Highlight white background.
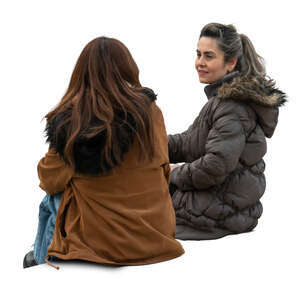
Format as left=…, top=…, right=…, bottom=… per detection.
left=1, top=0, right=299, bottom=299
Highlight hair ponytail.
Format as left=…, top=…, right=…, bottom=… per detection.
left=200, top=23, right=274, bottom=85
left=239, top=33, right=265, bottom=78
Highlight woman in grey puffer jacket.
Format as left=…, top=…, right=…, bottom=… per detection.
left=168, top=23, right=286, bottom=240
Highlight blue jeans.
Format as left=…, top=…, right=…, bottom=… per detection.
left=33, top=193, right=61, bottom=264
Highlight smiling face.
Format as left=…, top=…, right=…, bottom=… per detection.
left=195, top=37, right=237, bottom=84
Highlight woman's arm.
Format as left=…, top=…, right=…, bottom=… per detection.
left=170, top=101, right=247, bottom=190
left=37, top=148, right=74, bottom=195
left=168, top=128, right=191, bottom=164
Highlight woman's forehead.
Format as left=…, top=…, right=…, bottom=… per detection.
left=197, top=37, right=220, bottom=53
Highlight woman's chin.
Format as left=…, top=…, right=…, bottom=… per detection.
left=198, top=77, right=211, bottom=84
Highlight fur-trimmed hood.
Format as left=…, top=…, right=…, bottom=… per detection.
left=204, top=71, right=287, bottom=138
left=45, top=88, right=157, bottom=175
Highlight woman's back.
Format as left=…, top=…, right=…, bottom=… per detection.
left=38, top=97, right=184, bottom=265
left=27, top=36, right=184, bottom=267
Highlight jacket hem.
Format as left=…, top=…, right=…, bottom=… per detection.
left=175, top=224, right=235, bottom=241
left=46, top=248, right=185, bottom=266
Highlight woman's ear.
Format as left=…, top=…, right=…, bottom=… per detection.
left=227, top=57, right=238, bottom=72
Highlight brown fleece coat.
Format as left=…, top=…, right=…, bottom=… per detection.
left=38, top=101, right=184, bottom=265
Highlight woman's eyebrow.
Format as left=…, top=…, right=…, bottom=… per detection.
left=196, top=50, right=216, bottom=55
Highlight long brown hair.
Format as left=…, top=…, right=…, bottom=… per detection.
left=45, top=37, right=155, bottom=171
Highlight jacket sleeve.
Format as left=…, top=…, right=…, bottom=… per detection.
left=168, top=127, right=191, bottom=163
left=162, top=163, right=171, bottom=184
left=37, top=148, right=74, bottom=195
left=170, top=102, right=246, bottom=190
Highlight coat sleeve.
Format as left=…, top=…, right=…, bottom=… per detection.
left=170, top=101, right=247, bottom=190
left=162, top=162, right=171, bottom=184
left=149, top=103, right=172, bottom=185
left=37, top=148, right=74, bottom=195
left=168, top=127, right=191, bottom=163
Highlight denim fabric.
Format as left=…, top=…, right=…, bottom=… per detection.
left=33, top=193, right=61, bottom=264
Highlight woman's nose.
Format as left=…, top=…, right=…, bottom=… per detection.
left=196, top=56, right=206, bottom=67
left=198, top=56, right=205, bottom=66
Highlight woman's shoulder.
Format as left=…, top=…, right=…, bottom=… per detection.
left=141, top=87, right=164, bottom=117
left=212, top=75, right=286, bottom=137
left=141, top=87, right=157, bottom=102
left=217, top=75, right=286, bottom=108
left=211, top=75, right=285, bottom=120
left=44, top=107, right=72, bottom=154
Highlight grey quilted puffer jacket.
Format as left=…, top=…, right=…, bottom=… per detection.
left=168, top=71, right=286, bottom=240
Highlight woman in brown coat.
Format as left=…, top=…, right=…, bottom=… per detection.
left=169, top=23, right=286, bottom=240
left=24, top=37, right=184, bottom=268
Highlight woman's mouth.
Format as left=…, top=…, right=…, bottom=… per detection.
left=198, top=70, right=208, bottom=76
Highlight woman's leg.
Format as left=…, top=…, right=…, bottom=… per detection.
left=33, top=193, right=61, bottom=264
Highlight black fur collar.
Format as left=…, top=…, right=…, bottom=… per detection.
left=45, top=88, right=157, bottom=175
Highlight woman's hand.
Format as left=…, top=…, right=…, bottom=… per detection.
left=170, top=164, right=180, bottom=171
